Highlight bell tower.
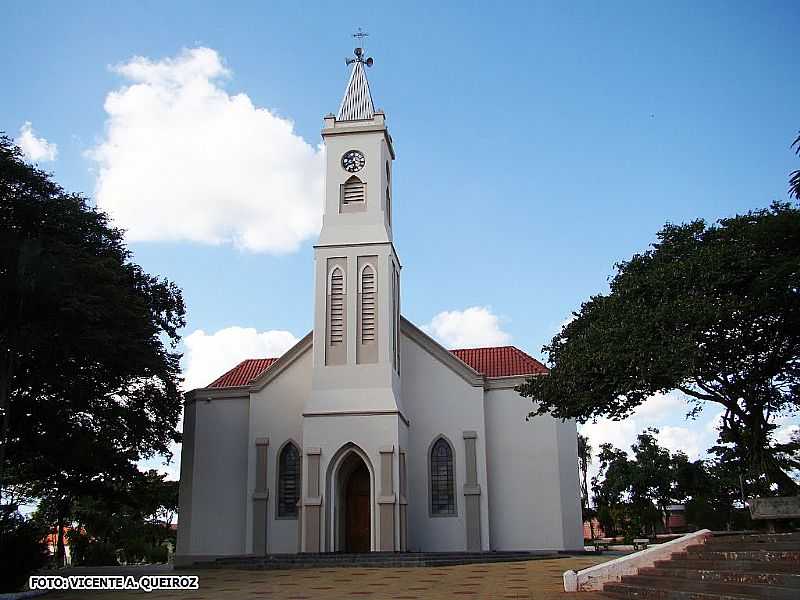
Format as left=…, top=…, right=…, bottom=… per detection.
left=300, top=40, right=407, bottom=554
left=309, top=44, right=400, bottom=398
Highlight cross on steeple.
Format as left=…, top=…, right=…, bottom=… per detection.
left=346, top=28, right=374, bottom=67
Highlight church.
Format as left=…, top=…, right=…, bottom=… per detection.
left=176, top=48, right=582, bottom=565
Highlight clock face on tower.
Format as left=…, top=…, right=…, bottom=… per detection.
left=341, top=150, right=366, bottom=173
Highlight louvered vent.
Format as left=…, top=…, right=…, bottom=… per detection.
left=329, top=268, right=345, bottom=345
left=361, top=266, right=376, bottom=343
left=343, top=176, right=365, bottom=204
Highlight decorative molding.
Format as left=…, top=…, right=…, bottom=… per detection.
left=377, top=494, right=396, bottom=504
left=462, top=431, right=477, bottom=440
left=484, top=375, right=534, bottom=390
left=400, top=317, right=485, bottom=387
left=303, top=496, right=323, bottom=506
left=303, top=410, right=410, bottom=427
left=255, top=437, right=270, bottom=447
left=184, top=387, right=249, bottom=404
left=305, top=447, right=322, bottom=456
left=379, top=445, right=395, bottom=454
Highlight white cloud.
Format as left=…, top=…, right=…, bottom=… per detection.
left=775, top=424, right=799, bottom=445
left=657, top=426, right=703, bottom=459
left=579, top=392, right=714, bottom=481
left=421, top=306, right=511, bottom=348
left=88, top=47, right=324, bottom=253
left=16, top=121, right=58, bottom=161
left=182, top=326, right=299, bottom=391
left=633, top=390, right=690, bottom=422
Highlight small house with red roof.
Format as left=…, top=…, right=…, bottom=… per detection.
left=176, top=50, right=582, bottom=565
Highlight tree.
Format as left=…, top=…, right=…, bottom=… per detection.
left=0, top=134, right=186, bottom=512
left=592, top=429, right=677, bottom=539
left=790, top=131, right=800, bottom=200
left=519, top=203, right=800, bottom=493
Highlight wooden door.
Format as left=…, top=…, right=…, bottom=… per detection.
left=345, top=463, right=370, bottom=552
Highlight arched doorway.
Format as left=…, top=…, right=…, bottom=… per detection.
left=344, top=461, right=370, bottom=552
left=330, top=448, right=373, bottom=553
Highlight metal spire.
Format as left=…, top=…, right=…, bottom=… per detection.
left=337, top=29, right=375, bottom=121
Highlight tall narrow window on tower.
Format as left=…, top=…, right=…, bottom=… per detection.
left=386, top=186, right=391, bottom=226
left=340, top=175, right=366, bottom=213
left=391, top=263, right=399, bottom=372
left=385, top=161, right=392, bottom=226
left=326, top=260, right=347, bottom=365
left=357, top=258, right=378, bottom=364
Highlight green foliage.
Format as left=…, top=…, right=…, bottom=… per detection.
left=0, top=510, right=49, bottom=592
left=590, top=428, right=754, bottom=536
left=0, top=133, right=185, bottom=510
left=520, top=203, right=800, bottom=493
left=56, top=469, right=177, bottom=566
left=790, top=132, right=800, bottom=200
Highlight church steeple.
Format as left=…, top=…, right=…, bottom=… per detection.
left=337, top=59, right=375, bottom=121
left=337, top=32, right=376, bottom=121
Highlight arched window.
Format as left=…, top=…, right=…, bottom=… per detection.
left=360, top=265, right=376, bottom=344
left=277, top=442, right=301, bottom=518
left=328, top=266, right=345, bottom=346
left=342, top=175, right=365, bottom=205
left=386, top=186, right=391, bottom=226
left=430, top=437, right=456, bottom=516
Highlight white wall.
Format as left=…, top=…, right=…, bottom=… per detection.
left=183, top=395, right=250, bottom=557
left=556, top=417, right=584, bottom=550
left=484, top=389, right=581, bottom=551
left=247, top=347, right=312, bottom=553
left=302, top=412, right=402, bottom=552
left=401, top=333, right=490, bottom=551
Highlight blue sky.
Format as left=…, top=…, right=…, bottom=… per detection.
left=3, top=1, right=798, bottom=477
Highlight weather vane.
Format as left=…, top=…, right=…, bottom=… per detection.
left=346, top=28, right=374, bottom=67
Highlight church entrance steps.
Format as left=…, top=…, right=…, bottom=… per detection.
left=703, top=532, right=800, bottom=546
left=656, top=557, right=800, bottom=574
left=640, top=566, right=800, bottom=589
left=199, top=550, right=562, bottom=570
left=592, top=532, right=800, bottom=600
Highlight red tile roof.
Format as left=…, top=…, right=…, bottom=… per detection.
left=206, top=346, right=545, bottom=389
left=450, top=346, right=548, bottom=378
left=207, top=358, right=279, bottom=388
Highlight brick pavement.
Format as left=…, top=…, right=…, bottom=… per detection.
left=45, top=556, right=611, bottom=600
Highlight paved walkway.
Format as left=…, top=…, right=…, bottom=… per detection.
left=45, top=556, right=611, bottom=600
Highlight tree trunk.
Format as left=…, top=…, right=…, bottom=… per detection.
left=56, top=516, right=66, bottom=568
left=0, top=349, right=12, bottom=507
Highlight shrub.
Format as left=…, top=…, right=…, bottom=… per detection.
left=68, top=531, right=118, bottom=566
left=0, top=510, right=49, bottom=592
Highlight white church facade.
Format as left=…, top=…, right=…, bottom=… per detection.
left=176, top=51, right=582, bottom=564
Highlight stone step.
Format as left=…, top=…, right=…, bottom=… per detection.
left=603, top=582, right=755, bottom=600
left=686, top=548, right=800, bottom=562
left=639, top=567, right=800, bottom=589
left=710, top=532, right=800, bottom=544
left=706, top=541, right=800, bottom=551
left=206, top=551, right=557, bottom=570
left=622, top=574, right=798, bottom=600
left=658, top=557, right=800, bottom=574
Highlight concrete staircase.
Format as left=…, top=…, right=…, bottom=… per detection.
left=602, top=532, right=800, bottom=600
left=201, top=550, right=559, bottom=570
